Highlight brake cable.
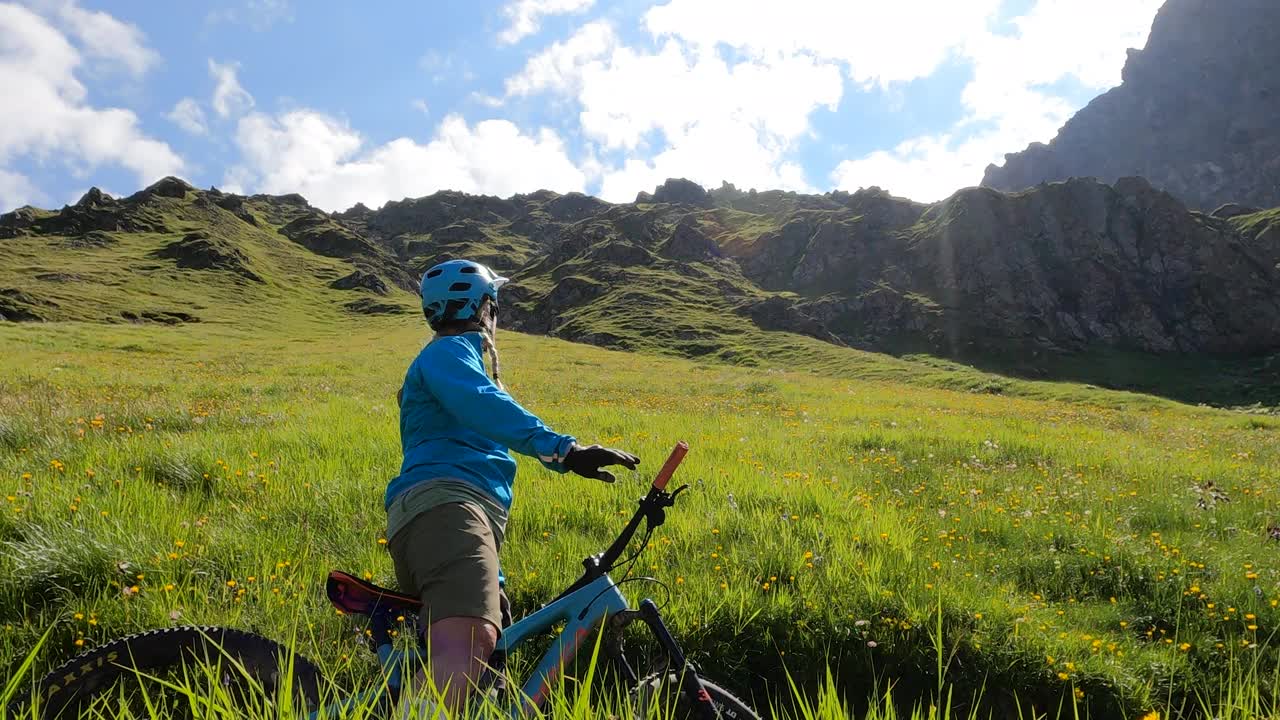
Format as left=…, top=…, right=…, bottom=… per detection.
left=614, top=526, right=653, bottom=581
left=578, top=483, right=691, bottom=619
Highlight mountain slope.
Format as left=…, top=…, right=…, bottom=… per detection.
left=982, top=0, right=1280, bottom=210
left=490, top=177, right=1280, bottom=359
left=0, top=178, right=416, bottom=328
left=3, top=175, right=1278, bottom=407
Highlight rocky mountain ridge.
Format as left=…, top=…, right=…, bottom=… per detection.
left=983, top=0, right=1280, bottom=210
left=3, top=176, right=1279, bottom=365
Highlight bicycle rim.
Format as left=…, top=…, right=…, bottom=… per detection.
left=634, top=672, right=763, bottom=720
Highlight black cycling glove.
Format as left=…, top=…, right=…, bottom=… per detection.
left=563, top=444, right=640, bottom=483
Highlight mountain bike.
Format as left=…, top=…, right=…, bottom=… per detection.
left=11, top=442, right=763, bottom=719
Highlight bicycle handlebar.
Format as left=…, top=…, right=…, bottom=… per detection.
left=551, top=442, right=692, bottom=604
left=652, top=441, right=688, bottom=490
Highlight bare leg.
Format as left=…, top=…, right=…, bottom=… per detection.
left=409, top=616, right=498, bottom=714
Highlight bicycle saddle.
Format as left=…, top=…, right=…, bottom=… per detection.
left=326, top=570, right=421, bottom=616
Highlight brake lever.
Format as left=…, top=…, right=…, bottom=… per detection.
left=652, top=484, right=690, bottom=509
left=644, top=484, right=692, bottom=531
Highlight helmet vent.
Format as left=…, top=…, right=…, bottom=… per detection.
left=448, top=282, right=472, bottom=292
left=460, top=266, right=479, bottom=274
left=425, top=268, right=444, bottom=278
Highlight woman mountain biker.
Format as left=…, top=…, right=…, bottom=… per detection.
left=388, top=258, right=640, bottom=715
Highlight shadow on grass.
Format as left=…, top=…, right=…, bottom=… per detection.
left=905, top=343, right=1280, bottom=411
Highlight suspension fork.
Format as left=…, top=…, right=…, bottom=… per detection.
left=606, top=600, right=719, bottom=720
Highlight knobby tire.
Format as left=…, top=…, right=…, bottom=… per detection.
left=8, top=625, right=323, bottom=719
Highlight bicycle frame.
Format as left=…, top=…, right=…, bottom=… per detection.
left=311, top=574, right=627, bottom=719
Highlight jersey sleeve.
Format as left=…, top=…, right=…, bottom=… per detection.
left=416, top=335, right=575, bottom=472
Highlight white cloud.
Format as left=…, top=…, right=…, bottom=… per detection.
left=0, top=3, right=182, bottom=196
left=0, top=168, right=43, bottom=211
left=228, top=110, right=586, bottom=212
left=505, top=20, right=615, bottom=96
left=507, top=19, right=841, bottom=200
left=167, top=97, right=208, bottom=135
left=832, top=0, right=1163, bottom=201
left=978, top=0, right=1161, bottom=96
left=53, top=1, right=158, bottom=76
left=586, top=45, right=842, bottom=199
left=498, top=0, right=595, bottom=45
left=470, top=92, right=505, bottom=109
left=832, top=122, right=1042, bottom=205
left=209, top=59, right=254, bottom=118
left=599, top=119, right=813, bottom=202
left=206, top=0, right=293, bottom=32
left=583, top=43, right=841, bottom=151
left=644, top=0, right=1000, bottom=89
left=411, top=99, right=430, bottom=116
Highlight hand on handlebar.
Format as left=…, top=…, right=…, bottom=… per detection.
left=564, top=444, right=640, bottom=483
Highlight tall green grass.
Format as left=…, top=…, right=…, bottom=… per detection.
left=5, top=625, right=1277, bottom=719
left=2, top=315, right=1278, bottom=718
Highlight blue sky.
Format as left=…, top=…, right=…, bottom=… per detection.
left=0, top=0, right=1164, bottom=213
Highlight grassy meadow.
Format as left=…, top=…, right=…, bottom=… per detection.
left=2, top=314, right=1279, bottom=718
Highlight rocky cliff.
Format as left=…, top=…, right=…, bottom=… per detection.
left=3, top=176, right=1279, bottom=362
left=982, top=0, right=1280, bottom=211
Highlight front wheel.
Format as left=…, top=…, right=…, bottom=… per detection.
left=634, top=672, right=762, bottom=720
left=9, top=625, right=324, bottom=719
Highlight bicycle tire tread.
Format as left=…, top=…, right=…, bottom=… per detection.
left=9, top=625, right=323, bottom=719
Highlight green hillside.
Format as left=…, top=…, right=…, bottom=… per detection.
left=3, top=177, right=1278, bottom=410
left=0, top=182, right=415, bottom=330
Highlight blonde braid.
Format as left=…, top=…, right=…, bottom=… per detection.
left=481, top=327, right=503, bottom=391
left=477, top=296, right=503, bottom=390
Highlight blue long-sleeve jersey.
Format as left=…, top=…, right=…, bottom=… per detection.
left=385, top=333, right=576, bottom=510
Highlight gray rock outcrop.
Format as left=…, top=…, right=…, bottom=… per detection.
left=983, top=0, right=1280, bottom=210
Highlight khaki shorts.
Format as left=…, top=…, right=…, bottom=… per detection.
left=388, top=501, right=505, bottom=631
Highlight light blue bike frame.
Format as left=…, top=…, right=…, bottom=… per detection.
left=312, top=574, right=630, bottom=718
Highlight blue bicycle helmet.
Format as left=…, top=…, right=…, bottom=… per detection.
left=420, top=259, right=509, bottom=328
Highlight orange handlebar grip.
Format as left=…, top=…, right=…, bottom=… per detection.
left=653, top=441, right=689, bottom=490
